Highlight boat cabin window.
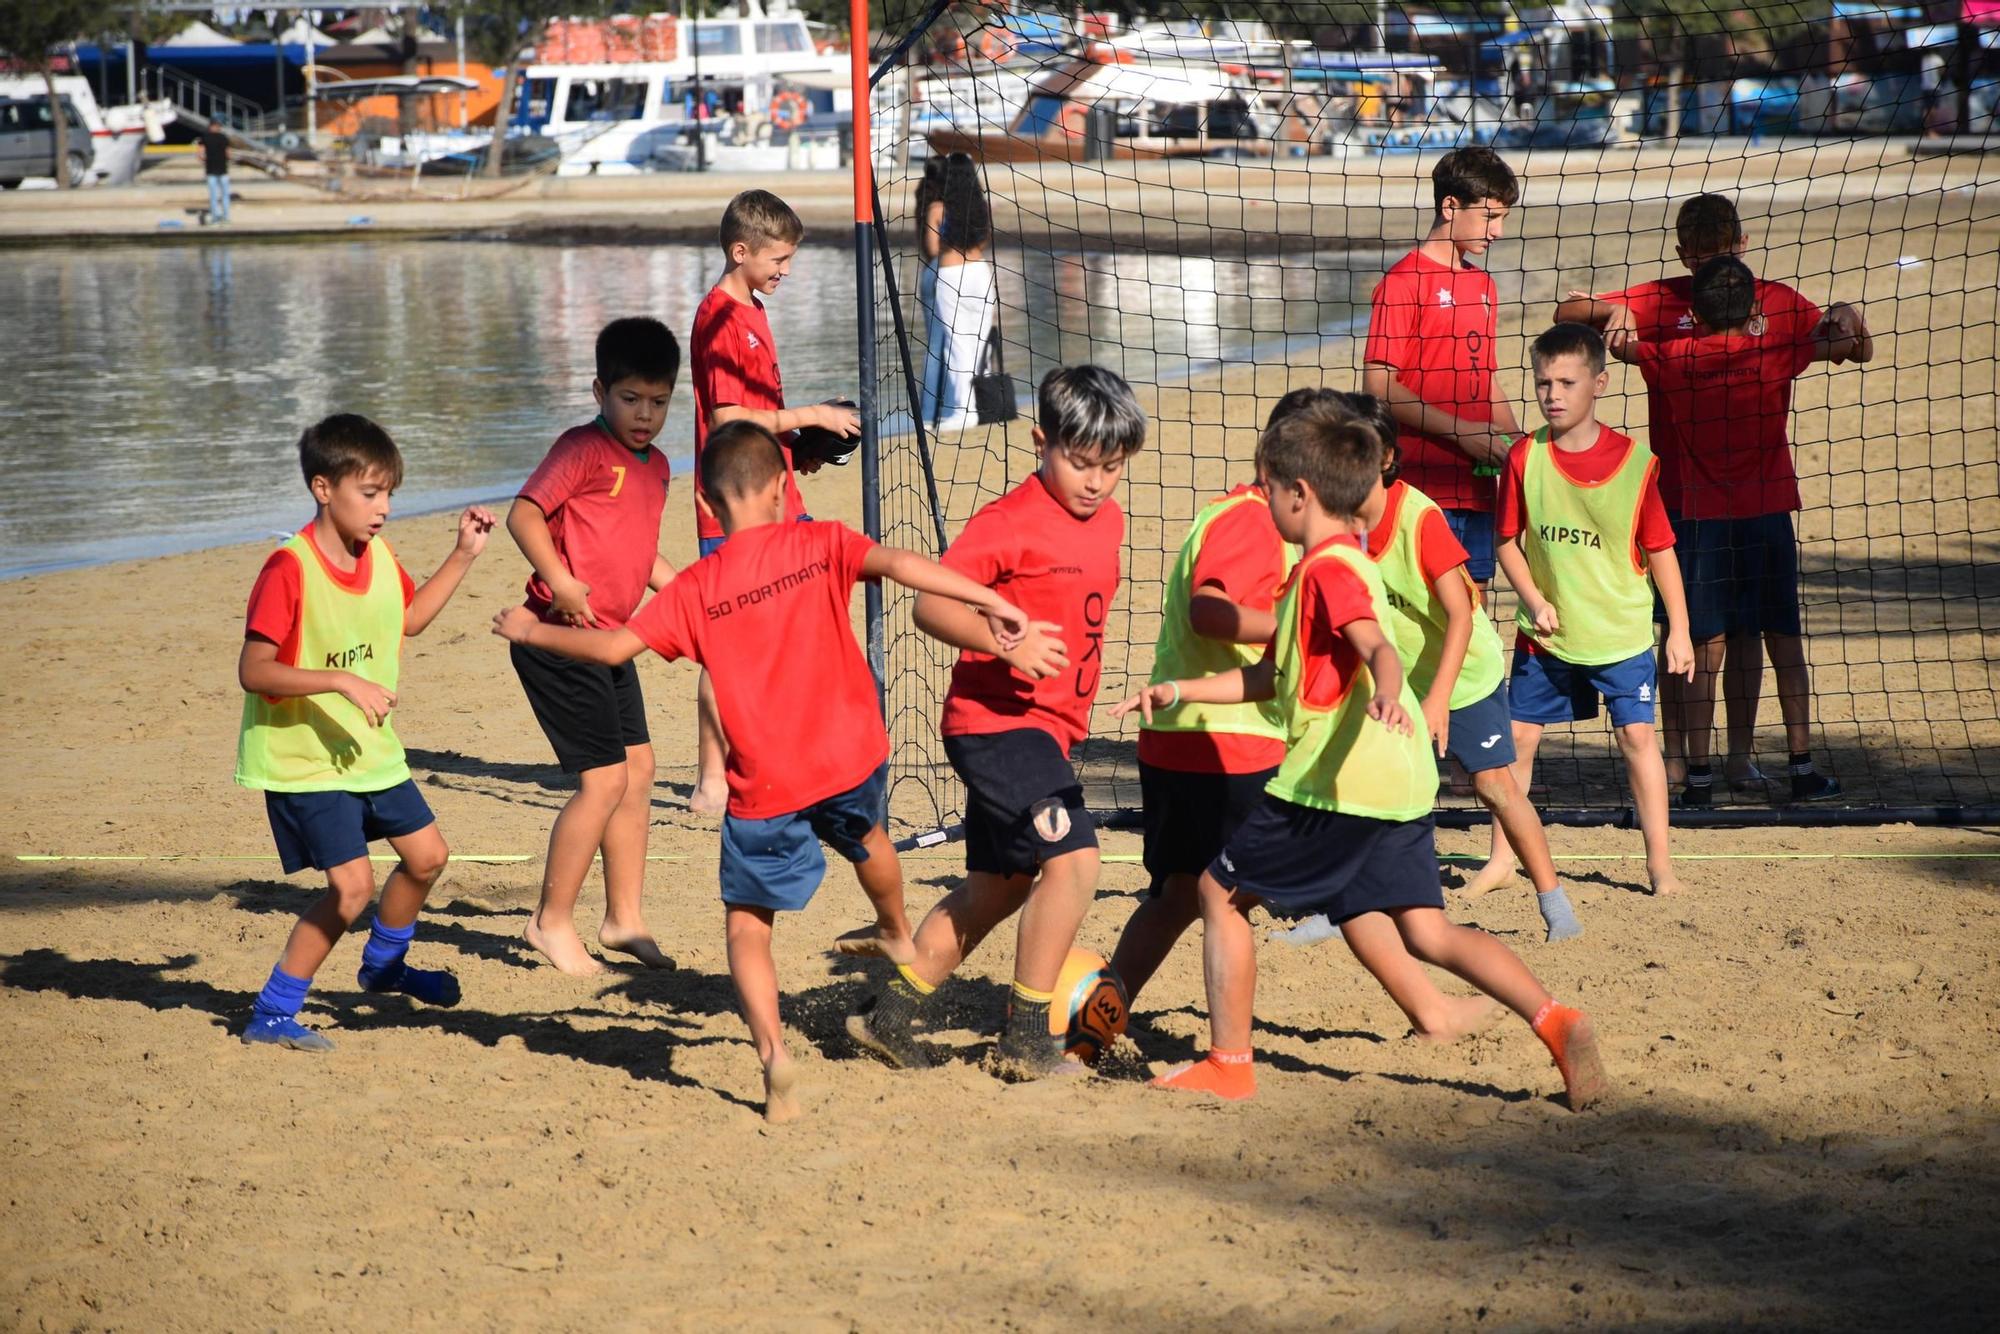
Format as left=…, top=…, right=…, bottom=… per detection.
left=693, top=25, right=742, bottom=57
left=516, top=77, right=558, bottom=126
left=566, top=78, right=649, bottom=122
left=756, top=22, right=810, bottom=54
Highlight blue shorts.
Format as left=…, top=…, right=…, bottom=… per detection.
left=1671, top=512, right=1803, bottom=641
left=700, top=512, right=812, bottom=559
left=718, top=762, right=885, bottom=913
left=1443, top=508, right=1496, bottom=583
left=1447, top=682, right=1516, bottom=772
left=264, top=779, right=435, bottom=875
left=1510, top=647, right=1657, bottom=729
left=1209, top=798, right=1443, bottom=923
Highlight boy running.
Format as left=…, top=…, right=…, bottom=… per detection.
left=237, top=414, right=494, bottom=1051
left=506, top=317, right=679, bottom=975
left=493, top=422, right=1041, bottom=1123
left=847, top=365, right=1145, bottom=1079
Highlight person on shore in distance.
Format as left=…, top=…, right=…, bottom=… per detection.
left=688, top=188, right=861, bottom=818
left=1363, top=145, right=1523, bottom=592
left=1553, top=193, right=1861, bottom=798
left=201, top=123, right=230, bottom=224
left=504, top=317, right=680, bottom=976
left=847, top=366, right=1143, bottom=1080
left=1615, top=256, right=1873, bottom=807
left=1108, top=400, right=1607, bottom=1109
left=914, top=155, right=949, bottom=400
left=492, top=422, right=1039, bottom=1123
left=1485, top=324, right=1693, bottom=896
left=920, top=153, right=997, bottom=432
left=236, top=415, right=495, bottom=1051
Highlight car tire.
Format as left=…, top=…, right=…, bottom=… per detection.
left=65, top=153, right=88, bottom=187
left=0, top=179, right=20, bottom=190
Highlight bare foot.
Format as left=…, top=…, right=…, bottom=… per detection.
left=762, top=1056, right=801, bottom=1124
left=523, top=913, right=606, bottom=976
left=1649, top=867, right=1686, bottom=896
left=687, top=779, right=729, bottom=818
left=832, top=924, right=916, bottom=967
left=598, top=925, right=673, bottom=969
left=1411, top=995, right=1503, bottom=1044
left=1460, top=856, right=1518, bottom=899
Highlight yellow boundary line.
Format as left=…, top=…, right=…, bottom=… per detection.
left=13, top=851, right=2000, bottom=866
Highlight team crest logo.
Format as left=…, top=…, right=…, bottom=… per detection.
left=1437, top=288, right=1455, bottom=308
left=746, top=331, right=762, bottom=349
left=1639, top=682, right=1654, bottom=703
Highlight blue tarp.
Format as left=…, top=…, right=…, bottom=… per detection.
left=74, top=42, right=311, bottom=67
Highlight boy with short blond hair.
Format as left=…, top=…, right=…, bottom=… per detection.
left=237, top=414, right=495, bottom=1051
left=687, top=188, right=862, bottom=816
left=493, top=421, right=1037, bottom=1123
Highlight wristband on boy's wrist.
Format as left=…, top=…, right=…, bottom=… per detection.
left=1165, top=680, right=1182, bottom=708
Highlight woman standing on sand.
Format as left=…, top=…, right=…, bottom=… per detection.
left=920, top=152, right=996, bottom=431
left=914, top=156, right=948, bottom=410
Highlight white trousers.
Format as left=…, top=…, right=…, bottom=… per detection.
left=921, top=259, right=996, bottom=426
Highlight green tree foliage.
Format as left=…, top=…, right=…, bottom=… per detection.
left=453, top=0, right=607, bottom=177
left=0, top=0, right=115, bottom=188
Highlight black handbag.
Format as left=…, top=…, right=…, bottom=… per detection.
left=972, top=323, right=1018, bottom=425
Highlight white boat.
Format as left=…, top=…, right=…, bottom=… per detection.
left=513, top=0, right=852, bottom=175
left=0, top=73, right=175, bottom=185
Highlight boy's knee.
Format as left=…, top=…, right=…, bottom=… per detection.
left=577, top=762, right=630, bottom=803
left=1615, top=723, right=1657, bottom=755
left=403, top=842, right=449, bottom=886
left=325, top=870, right=376, bottom=921
left=1472, top=767, right=1515, bottom=809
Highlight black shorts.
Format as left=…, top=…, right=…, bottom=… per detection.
left=1139, top=761, right=1276, bottom=895
left=944, top=729, right=1097, bottom=878
left=510, top=641, right=650, bottom=773
left=1665, top=512, right=1803, bottom=641
left=1209, top=797, right=1444, bottom=924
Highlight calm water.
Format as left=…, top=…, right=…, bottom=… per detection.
left=1, top=238, right=1368, bottom=577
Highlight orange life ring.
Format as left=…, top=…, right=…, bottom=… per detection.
left=769, top=90, right=809, bottom=132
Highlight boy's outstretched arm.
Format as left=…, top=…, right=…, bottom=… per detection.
left=1421, top=567, right=1479, bottom=757
left=1341, top=615, right=1416, bottom=736
left=1188, top=586, right=1276, bottom=645
left=1110, top=659, right=1277, bottom=723
left=491, top=606, right=647, bottom=667
left=1362, top=362, right=1509, bottom=467
left=1554, top=291, right=1638, bottom=348
left=1646, top=548, right=1696, bottom=681
left=1498, top=535, right=1560, bottom=641
left=238, top=639, right=397, bottom=727
left=507, top=497, right=595, bottom=627
left=1812, top=301, right=1875, bottom=365
left=911, top=578, right=1069, bottom=682
left=406, top=505, right=497, bottom=636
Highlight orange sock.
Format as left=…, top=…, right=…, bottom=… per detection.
left=1531, top=1001, right=1608, bottom=1112
left=1151, top=1047, right=1256, bottom=1100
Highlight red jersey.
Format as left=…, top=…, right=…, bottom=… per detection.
left=1497, top=424, right=1675, bottom=566
left=517, top=419, right=672, bottom=630
left=1627, top=295, right=1821, bottom=520
left=1601, top=277, right=1821, bottom=513
left=690, top=284, right=806, bottom=542
left=1366, top=480, right=1470, bottom=582
left=627, top=520, right=887, bottom=820
left=244, top=527, right=415, bottom=661
left=1276, top=535, right=1379, bottom=712
left=1364, top=248, right=1501, bottom=513
left=939, top=474, right=1124, bottom=754
left=1140, top=485, right=1291, bottom=775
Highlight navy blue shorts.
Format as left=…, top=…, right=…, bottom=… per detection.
left=1444, top=508, right=1496, bottom=584
left=945, top=729, right=1098, bottom=878
left=1447, top=682, right=1516, bottom=772
left=718, top=762, right=886, bottom=913
left=1672, top=512, right=1803, bottom=641
left=1139, top=761, right=1277, bottom=894
left=264, top=779, right=435, bottom=875
left=700, top=512, right=813, bottom=560
left=1209, top=797, right=1444, bottom=923
left=1510, top=647, right=1657, bottom=729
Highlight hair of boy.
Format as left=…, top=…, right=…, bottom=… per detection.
left=700, top=419, right=787, bottom=505
left=1675, top=193, right=1743, bottom=258
left=720, top=188, right=805, bottom=253
left=298, top=413, right=403, bottom=490
left=1530, top=322, right=1608, bottom=376
left=1264, top=386, right=1346, bottom=431
left=1037, top=364, right=1147, bottom=460
left=1690, top=255, right=1758, bottom=333
left=1432, top=146, right=1519, bottom=211
left=595, top=317, right=682, bottom=389
left=1256, top=398, right=1383, bottom=520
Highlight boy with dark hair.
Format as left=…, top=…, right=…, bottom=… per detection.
left=1617, top=257, right=1873, bottom=806
left=1363, top=145, right=1523, bottom=587
left=687, top=188, right=862, bottom=817
left=493, top=421, right=1041, bottom=1123
left=237, top=414, right=496, bottom=1051
left=847, top=365, right=1146, bottom=1079
left=1110, top=400, right=1606, bottom=1108
left=1491, top=324, right=1693, bottom=896
left=506, top=316, right=681, bottom=975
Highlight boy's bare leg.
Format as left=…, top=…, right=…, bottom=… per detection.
left=1660, top=644, right=1686, bottom=786
left=906, top=870, right=1035, bottom=986
left=373, top=823, right=450, bottom=929
left=690, top=670, right=729, bottom=817
left=1152, top=873, right=1258, bottom=1098
left=597, top=742, right=670, bottom=968
left=524, top=762, right=626, bottom=975
left=1012, top=846, right=1100, bottom=994
left=1722, top=631, right=1767, bottom=784
left=1682, top=636, right=1726, bottom=770
left=279, top=855, right=379, bottom=980
left=1471, top=766, right=1580, bottom=941
left=1107, top=872, right=1200, bottom=1006
left=725, top=904, right=799, bottom=1124
left=1764, top=632, right=1814, bottom=754
left=830, top=824, right=916, bottom=965
left=1465, top=722, right=1540, bottom=896
left=1618, top=721, right=1683, bottom=895
left=1340, top=910, right=1498, bottom=1041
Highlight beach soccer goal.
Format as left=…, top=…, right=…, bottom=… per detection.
left=851, top=2, right=2000, bottom=841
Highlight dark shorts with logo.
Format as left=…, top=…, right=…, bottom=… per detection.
left=510, top=642, right=649, bottom=773
left=1138, top=761, right=1277, bottom=895
left=1447, top=682, right=1517, bottom=773
left=944, top=729, right=1097, bottom=878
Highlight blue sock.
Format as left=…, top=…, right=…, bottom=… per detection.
left=252, top=964, right=311, bottom=1022
left=357, top=917, right=460, bottom=1006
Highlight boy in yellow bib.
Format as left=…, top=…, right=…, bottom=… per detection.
left=1111, top=400, right=1607, bottom=1110
left=1493, top=325, right=1694, bottom=896
left=236, top=415, right=495, bottom=1051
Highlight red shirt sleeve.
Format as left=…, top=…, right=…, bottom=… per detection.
left=695, top=302, right=752, bottom=410
left=397, top=558, right=416, bottom=608
left=1636, top=464, right=1675, bottom=553
left=940, top=504, right=1013, bottom=587
left=826, top=521, right=878, bottom=585
left=1308, top=558, right=1378, bottom=633
left=518, top=434, right=587, bottom=516
left=244, top=549, right=302, bottom=646
left=1494, top=438, right=1533, bottom=541
left=1414, top=505, right=1471, bottom=585
left=1189, top=500, right=1286, bottom=608
left=625, top=575, right=701, bottom=666
left=1363, top=267, right=1419, bottom=369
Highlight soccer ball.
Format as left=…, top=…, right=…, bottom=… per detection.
left=1050, top=948, right=1129, bottom=1065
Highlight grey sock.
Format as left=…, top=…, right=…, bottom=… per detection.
left=1538, top=886, right=1583, bottom=943
left=1272, top=914, right=1343, bottom=946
